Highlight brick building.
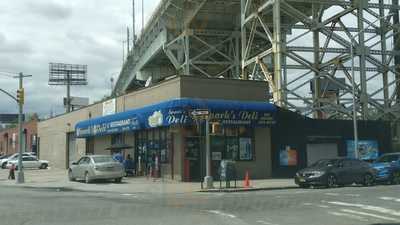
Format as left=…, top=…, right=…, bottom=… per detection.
left=0, top=118, right=38, bottom=156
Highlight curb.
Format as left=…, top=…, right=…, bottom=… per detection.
left=198, top=186, right=298, bottom=193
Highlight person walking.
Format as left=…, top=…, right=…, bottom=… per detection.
left=8, top=164, right=15, bottom=180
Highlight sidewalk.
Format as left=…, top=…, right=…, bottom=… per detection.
left=0, top=168, right=297, bottom=194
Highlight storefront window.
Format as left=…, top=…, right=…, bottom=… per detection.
left=208, top=126, right=254, bottom=161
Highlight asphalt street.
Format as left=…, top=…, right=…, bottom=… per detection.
left=0, top=184, right=399, bottom=225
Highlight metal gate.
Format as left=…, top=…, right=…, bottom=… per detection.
left=306, top=143, right=338, bottom=166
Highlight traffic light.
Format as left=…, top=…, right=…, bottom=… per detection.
left=17, top=88, right=24, bottom=104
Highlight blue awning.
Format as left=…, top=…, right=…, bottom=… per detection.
left=75, top=98, right=277, bottom=138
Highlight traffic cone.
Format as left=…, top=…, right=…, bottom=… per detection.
left=244, top=171, right=250, bottom=188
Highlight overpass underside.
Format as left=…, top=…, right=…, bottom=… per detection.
left=115, top=0, right=400, bottom=122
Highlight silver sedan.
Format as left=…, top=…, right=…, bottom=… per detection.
left=68, top=155, right=124, bottom=183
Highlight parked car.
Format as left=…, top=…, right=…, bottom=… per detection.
left=295, top=158, right=377, bottom=188
left=0, top=154, right=11, bottom=160
left=6, top=156, right=49, bottom=169
left=371, top=152, right=400, bottom=185
left=0, top=152, right=36, bottom=169
left=68, top=155, right=124, bottom=183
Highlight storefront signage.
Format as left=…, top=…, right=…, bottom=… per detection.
left=279, top=146, right=298, bottom=166
left=76, top=117, right=140, bottom=137
left=103, top=98, right=116, bottom=116
left=76, top=98, right=277, bottom=138
left=346, top=140, right=379, bottom=160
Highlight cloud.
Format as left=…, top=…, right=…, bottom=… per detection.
left=27, top=1, right=72, bottom=20
left=0, top=0, right=161, bottom=118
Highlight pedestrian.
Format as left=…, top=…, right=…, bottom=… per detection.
left=8, top=164, right=15, bottom=180
left=123, top=154, right=135, bottom=176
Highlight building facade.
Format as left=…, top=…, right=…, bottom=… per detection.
left=37, top=76, right=393, bottom=181
left=38, top=76, right=274, bottom=181
left=0, top=119, right=38, bottom=156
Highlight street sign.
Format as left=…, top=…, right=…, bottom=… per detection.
left=191, top=109, right=209, bottom=117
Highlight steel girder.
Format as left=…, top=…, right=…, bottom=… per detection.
left=241, top=0, right=400, bottom=121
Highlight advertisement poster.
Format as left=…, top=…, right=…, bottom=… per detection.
left=279, top=146, right=298, bottom=166
left=346, top=140, right=379, bottom=160
left=239, top=138, right=252, bottom=160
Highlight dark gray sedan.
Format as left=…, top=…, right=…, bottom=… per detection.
left=68, top=155, right=124, bottom=183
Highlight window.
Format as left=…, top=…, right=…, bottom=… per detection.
left=23, top=157, right=36, bottom=161
left=209, top=126, right=254, bottom=161
left=111, top=134, right=124, bottom=145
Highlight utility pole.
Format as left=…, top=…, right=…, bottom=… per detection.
left=15, top=72, right=32, bottom=184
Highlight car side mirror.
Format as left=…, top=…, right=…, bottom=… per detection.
left=72, top=162, right=78, bottom=165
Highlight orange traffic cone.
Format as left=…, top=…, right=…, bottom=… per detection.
left=244, top=171, right=250, bottom=188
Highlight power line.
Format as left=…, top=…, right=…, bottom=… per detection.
left=0, top=73, right=14, bottom=78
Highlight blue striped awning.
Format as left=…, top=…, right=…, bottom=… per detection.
left=75, top=98, right=277, bottom=138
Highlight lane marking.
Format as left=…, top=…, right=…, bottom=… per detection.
left=326, top=201, right=400, bottom=217
left=344, top=194, right=360, bottom=197
left=328, top=211, right=368, bottom=222
left=325, top=193, right=340, bottom=196
left=256, top=220, right=279, bottom=225
left=303, top=203, right=312, bottom=206
left=341, top=209, right=399, bottom=222
left=380, top=197, right=400, bottom=202
left=206, top=210, right=237, bottom=219
left=316, top=204, right=330, bottom=208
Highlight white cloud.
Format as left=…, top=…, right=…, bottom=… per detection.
left=0, top=0, right=161, bottom=117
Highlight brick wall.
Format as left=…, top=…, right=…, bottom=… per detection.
left=0, top=119, right=38, bottom=155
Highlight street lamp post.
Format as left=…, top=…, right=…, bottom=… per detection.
left=191, top=109, right=213, bottom=189
left=350, top=14, right=392, bottom=159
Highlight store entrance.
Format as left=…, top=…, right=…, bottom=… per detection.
left=185, top=137, right=203, bottom=182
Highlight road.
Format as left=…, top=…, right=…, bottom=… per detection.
left=0, top=185, right=399, bottom=225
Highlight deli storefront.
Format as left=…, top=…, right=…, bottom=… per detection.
left=75, top=98, right=276, bottom=181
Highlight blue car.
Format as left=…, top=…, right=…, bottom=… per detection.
left=371, top=153, right=400, bottom=184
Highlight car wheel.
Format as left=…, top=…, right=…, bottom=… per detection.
left=84, top=172, right=91, bottom=184
left=68, top=170, right=75, bottom=181
left=363, top=173, right=374, bottom=186
left=114, top=177, right=122, bottom=183
left=1, top=162, right=7, bottom=169
left=326, top=174, right=337, bottom=188
left=391, top=171, right=400, bottom=185
left=40, top=164, right=48, bottom=169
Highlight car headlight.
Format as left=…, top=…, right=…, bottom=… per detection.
left=309, top=171, right=325, bottom=178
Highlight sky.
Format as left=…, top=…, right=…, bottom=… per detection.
left=0, top=0, right=160, bottom=118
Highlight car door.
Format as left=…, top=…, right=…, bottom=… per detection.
left=335, top=159, right=354, bottom=184
left=77, top=157, right=90, bottom=179
left=73, top=157, right=86, bottom=179
left=23, top=156, right=36, bottom=169
left=350, top=160, right=367, bottom=183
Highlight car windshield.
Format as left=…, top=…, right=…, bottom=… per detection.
left=92, top=156, right=115, bottom=163
left=310, top=159, right=339, bottom=167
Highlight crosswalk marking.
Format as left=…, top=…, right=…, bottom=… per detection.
left=341, top=209, right=399, bottom=222
left=326, top=201, right=400, bottom=217
left=328, top=211, right=368, bottom=222
left=380, top=196, right=400, bottom=202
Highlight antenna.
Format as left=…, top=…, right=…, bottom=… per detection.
left=142, top=0, right=144, bottom=33
left=127, top=27, right=130, bottom=55
left=110, top=77, right=115, bottom=95
left=132, top=0, right=135, bottom=48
